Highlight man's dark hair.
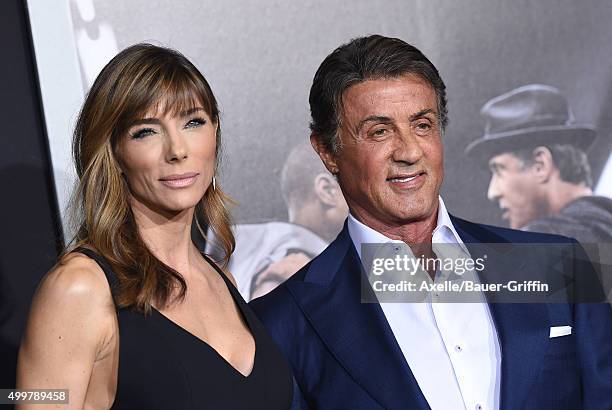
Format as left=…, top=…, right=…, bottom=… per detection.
left=513, top=144, right=593, bottom=187
left=309, top=34, right=448, bottom=153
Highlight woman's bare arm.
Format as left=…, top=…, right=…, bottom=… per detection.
left=16, top=253, right=116, bottom=409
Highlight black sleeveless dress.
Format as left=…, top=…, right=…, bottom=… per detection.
left=76, top=248, right=293, bottom=410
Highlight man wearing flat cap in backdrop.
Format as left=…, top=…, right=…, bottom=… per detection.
left=466, top=84, right=612, bottom=244
left=251, top=36, right=612, bottom=409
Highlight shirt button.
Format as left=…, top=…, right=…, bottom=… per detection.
left=475, top=404, right=482, bottom=410
left=455, top=345, right=462, bottom=352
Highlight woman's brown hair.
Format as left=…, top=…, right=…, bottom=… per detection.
left=68, top=43, right=235, bottom=313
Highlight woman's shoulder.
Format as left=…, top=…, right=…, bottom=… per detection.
left=17, top=250, right=119, bottom=404
left=22, top=250, right=118, bottom=352
left=39, top=250, right=115, bottom=310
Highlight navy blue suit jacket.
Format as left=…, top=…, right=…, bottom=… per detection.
left=250, top=217, right=612, bottom=409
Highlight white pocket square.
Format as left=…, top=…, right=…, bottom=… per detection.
left=549, top=326, right=572, bottom=338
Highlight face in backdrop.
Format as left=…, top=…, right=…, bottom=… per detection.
left=327, top=178, right=349, bottom=229
left=116, top=103, right=217, bottom=215
left=487, top=152, right=546, bottom=229
left=317, top=74, right=444, bottom=228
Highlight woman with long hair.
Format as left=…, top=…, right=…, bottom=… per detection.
left=16, top=44, right=293, bottom=409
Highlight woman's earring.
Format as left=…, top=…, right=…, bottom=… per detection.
left=212, top=175, right=216, bottom=191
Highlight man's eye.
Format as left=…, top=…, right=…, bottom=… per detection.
left=185, top=117, right=206, bottom=128
left=371, top=128, right=388, bottom=137
left=416, top=122, right=432, bottom=131
left=131, top=128, right=156, bottom=139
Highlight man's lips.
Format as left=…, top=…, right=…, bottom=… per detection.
left=387, top=171, right=425, bottom=182
left=159, top=172, right=199, bottom=188
left=386, top=171, right=426, bottom=187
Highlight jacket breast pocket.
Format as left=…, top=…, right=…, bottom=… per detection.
left=545, top=333, right=576, bottom=358
left=532, top=335, right=580, bottom=409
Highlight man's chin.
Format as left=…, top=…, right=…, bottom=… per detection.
left=385, top=205, right=437, bottom=225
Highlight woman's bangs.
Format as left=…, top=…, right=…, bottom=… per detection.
left=149, top=71, right=212, bottom=120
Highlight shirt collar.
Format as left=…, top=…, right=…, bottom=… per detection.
left=347, top=196, right=466, bottom=260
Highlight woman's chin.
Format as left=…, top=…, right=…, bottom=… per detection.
left=137, top=198, right=201, bottom=218
left=163, top=200, right=200, bottom=214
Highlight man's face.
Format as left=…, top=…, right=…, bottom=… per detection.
left=487, top=152, right=546, bottom=228
left=316, top=75, right=444, bottom=228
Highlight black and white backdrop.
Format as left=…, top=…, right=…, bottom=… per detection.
left=1, top=0, right=611, bottom=387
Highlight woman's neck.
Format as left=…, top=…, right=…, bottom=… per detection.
left=130, top=197, right=199, bottom=275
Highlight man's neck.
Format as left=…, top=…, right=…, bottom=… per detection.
left=348, top=208, right=439, bottom=280
left=349, top=207, right=439, bottom=245
left=546, top=180, right=593, bottom=215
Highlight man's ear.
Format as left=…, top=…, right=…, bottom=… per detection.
left=313, top=172, right=339, bottom=207
left=531, top=146, right=555, bottom=182
left=310, top=134, right=339, bottom=175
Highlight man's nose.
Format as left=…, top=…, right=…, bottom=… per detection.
left=165, top=130, right=188, bottom=162
left=392, top=130, right=424, bottom=164
left=487, top=174, right=500, bottom=202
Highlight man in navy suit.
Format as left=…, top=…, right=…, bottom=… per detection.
left=250, top=35, right=612, bottom=409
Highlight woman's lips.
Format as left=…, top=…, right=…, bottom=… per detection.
left=159, top=172, right=199, bottom=188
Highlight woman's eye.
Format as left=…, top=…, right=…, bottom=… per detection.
left=131, top=128, right=156, bottom=139
left=185, top=117, right=206, bottom=128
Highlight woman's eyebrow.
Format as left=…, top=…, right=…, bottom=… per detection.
left=179, top=107, right=205, bottom=117
left=129, top=107, right=206, bottom=126
left=130, top=118, right=161, bottom=126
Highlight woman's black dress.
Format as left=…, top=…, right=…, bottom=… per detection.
left=76, top=248, right=293, bottom=410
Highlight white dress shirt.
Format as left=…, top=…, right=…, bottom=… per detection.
left=347, top=197, right=501, bottom=410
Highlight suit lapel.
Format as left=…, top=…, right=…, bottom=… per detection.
left=452, top=216, right=550, bottom=410
left=286, top=217, right=552, bottom=410
left=286, top=225, right=430, bottom=410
